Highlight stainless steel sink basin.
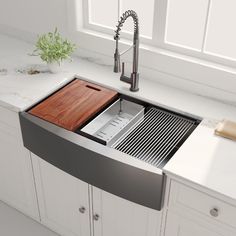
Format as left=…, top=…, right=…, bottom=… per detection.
left=79, top=96, right=199, bottom=169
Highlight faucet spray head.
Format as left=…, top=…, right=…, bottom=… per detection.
left=113, top=37, right=121, bottom=73
left=114, top=50, right=121, bottom=73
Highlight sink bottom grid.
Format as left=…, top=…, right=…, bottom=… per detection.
left=112, top=107, right=197, bottom=168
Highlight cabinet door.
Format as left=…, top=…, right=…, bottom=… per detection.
left=165, top=211, right=234, bottom=236
left=92, top=187, right=162, bottom=236
left=32, top=154, right=90, bottom=236
left=0, top=112, right=39, bottom=220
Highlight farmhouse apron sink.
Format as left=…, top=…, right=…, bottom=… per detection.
left=19, top=78, right=201, bottom=210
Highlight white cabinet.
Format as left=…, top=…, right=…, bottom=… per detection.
left=165, top=211, right=227, bottom=236
left=0, top=106, right=39, bottom=220
left=31, top=154, right=91, bottom=236
left=32, top=153, right=163, bottom=236
left=92, top=187, right=162, bottom=236
left=164, top=180, right=236, bottom=236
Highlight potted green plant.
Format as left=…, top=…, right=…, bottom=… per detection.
left=32, top=28, right=76, bottom=73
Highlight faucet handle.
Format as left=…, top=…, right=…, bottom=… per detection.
left=120, top=62, right=130, bottom=84
left=121, top=62, right=125, bottom=76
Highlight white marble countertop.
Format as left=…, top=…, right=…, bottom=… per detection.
left=164, top=123, right=236, bottom=205
left=0, top=35, right=76, bottom=112
left=1, top=33, right=236, bottom=204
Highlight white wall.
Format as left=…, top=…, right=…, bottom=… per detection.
left=0, top=0, right=67, bottom=34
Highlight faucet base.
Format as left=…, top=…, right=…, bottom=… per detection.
left=130, top=87, right=139, bottom=92
left=120, top=71, right=139, bottom=92
left=130, top=72, right=139, bottom=92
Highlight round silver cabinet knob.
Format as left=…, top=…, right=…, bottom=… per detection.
left=210, top=207, right=219, bottom=217
left=93, top=213, right=100, bottom=221
left=79, top=206, right=86, bottom=214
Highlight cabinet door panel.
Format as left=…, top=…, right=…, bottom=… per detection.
left=0, top=124, right=39, bottom=220
left=165, top=211, right=233, bottom=236
left=32, top=154, right=90, bottom=236
left=92, top=187, right=162, bottom=236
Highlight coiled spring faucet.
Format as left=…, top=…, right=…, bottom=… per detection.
left=113, top=10, right=139, bottom=92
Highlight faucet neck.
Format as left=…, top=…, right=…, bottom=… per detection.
left=114, top=10, right=139, bottom=40
left=113, top=10, right=140, bottom=92
left=114, top=10, right=139, bottom=74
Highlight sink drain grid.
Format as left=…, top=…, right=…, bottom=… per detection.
left=112, top=107, right=197, bottom=168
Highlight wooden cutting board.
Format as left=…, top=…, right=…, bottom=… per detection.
left=29, top=79, right=118, bottom=131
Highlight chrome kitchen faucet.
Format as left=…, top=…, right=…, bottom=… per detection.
left=113, top=10, right=139, bottom=92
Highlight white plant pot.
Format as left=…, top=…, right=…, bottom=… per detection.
left=47, top=62, right=63, bottom=73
